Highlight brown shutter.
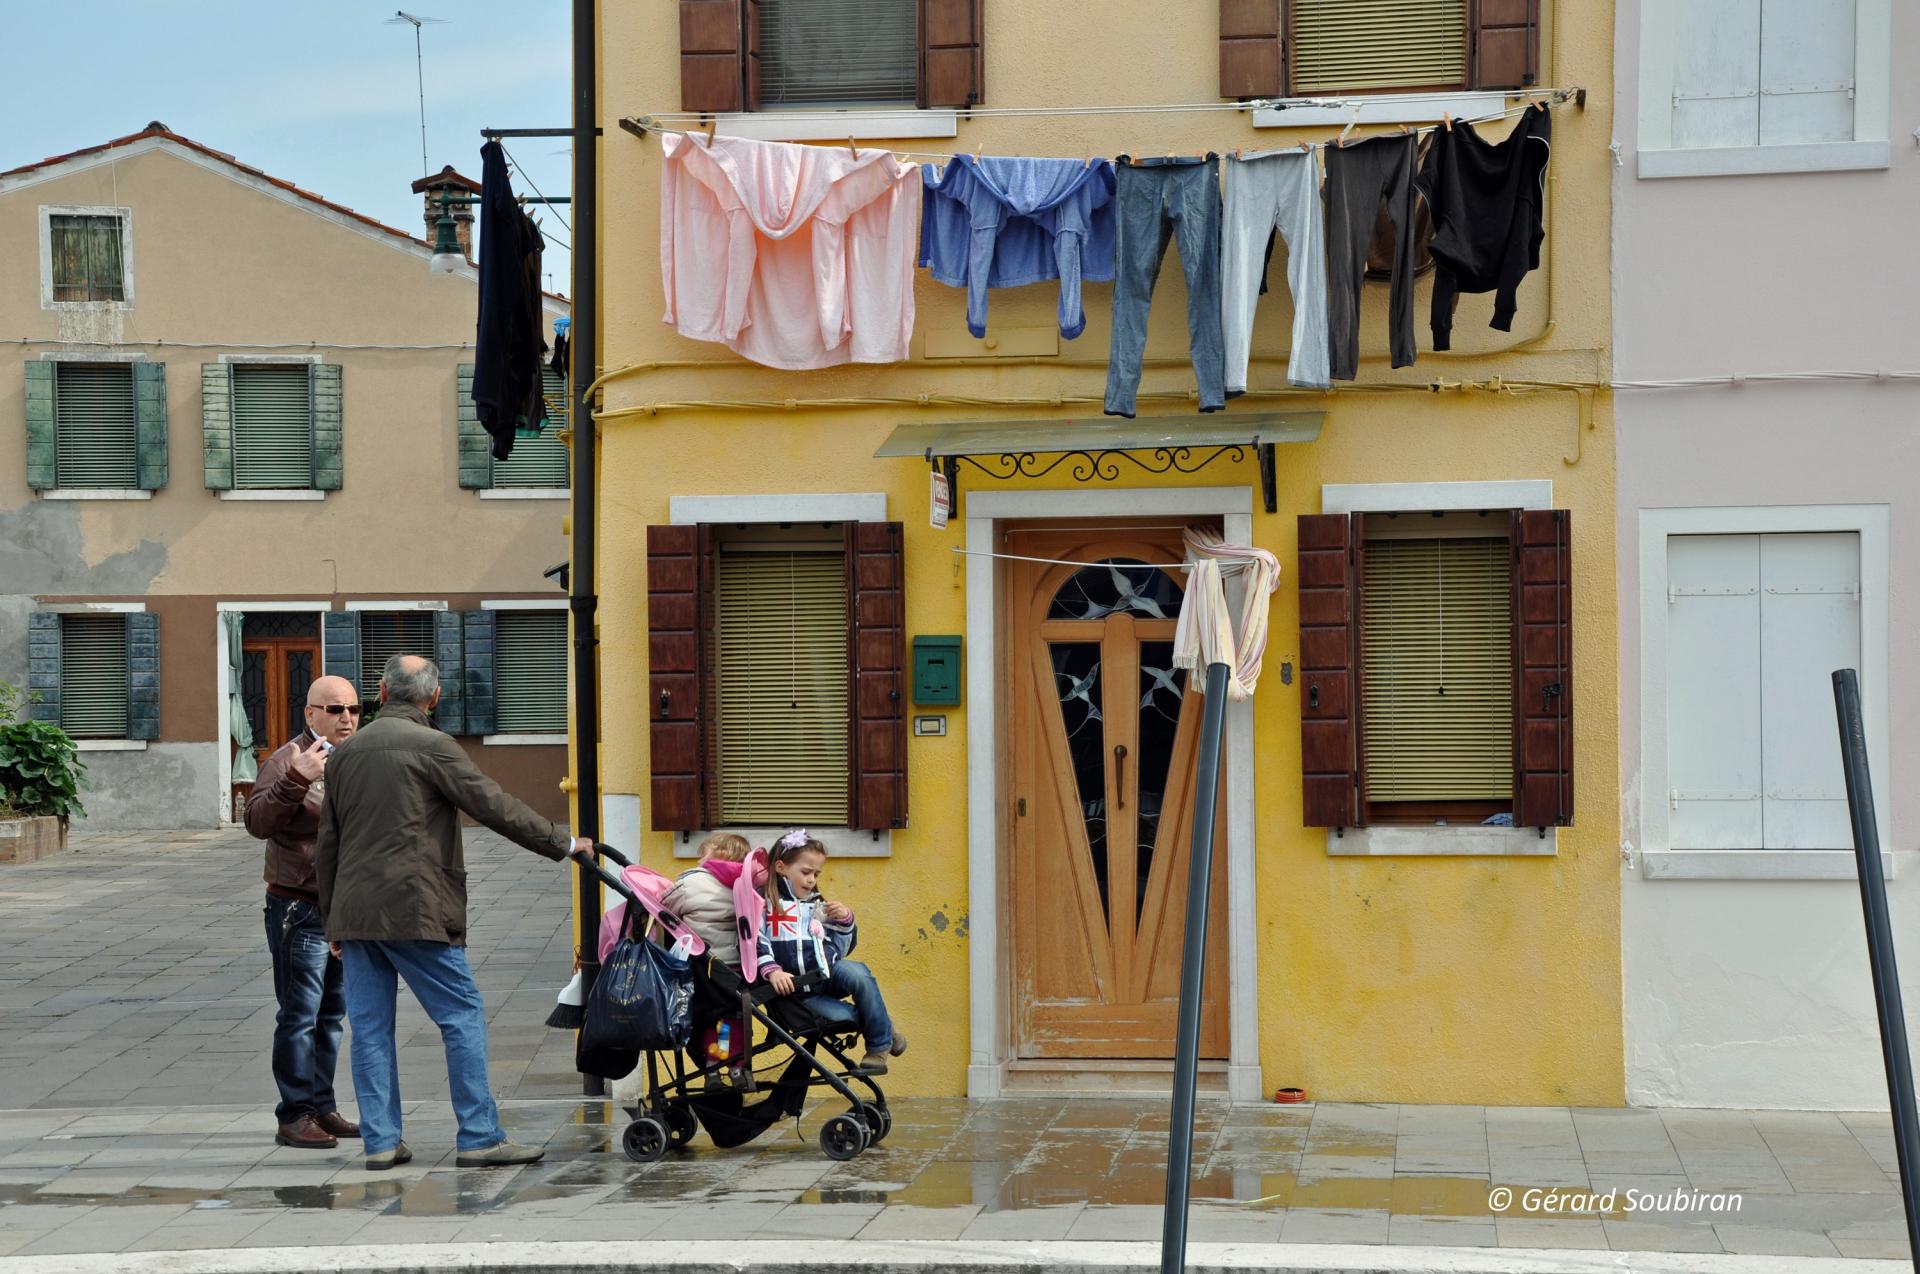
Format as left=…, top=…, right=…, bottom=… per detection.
left=743, top=0, right=763, bottom=112
left=1513, top=509, right=1572, bottom=828
left=919, top=0, right=984, bottom=108
left=1220, top=0, right=1287, bottom=99
left=847, top=521, right=907, bottom=829
left=649, top=524, right=717, bottom=831
left=1470, top=0, right=1540, bottom=89
left=680, top=0, right=744, bottom=113
left=1299, top=513, right=1363, bottom=827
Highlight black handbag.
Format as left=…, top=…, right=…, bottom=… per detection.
left=582, top=929, right=694, bottom=1056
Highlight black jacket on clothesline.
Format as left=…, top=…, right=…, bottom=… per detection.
left=473, top=140, right=548, bottom=461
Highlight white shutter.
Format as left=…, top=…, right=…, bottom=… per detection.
left=231, top=364, right=314, bottom=489
left=357, top=612, right=436, bottom=702
left=54, top=363, right=138, bottom=489
left=494, top=610, right=568, bottom=733
left=1758, top=532, right=1859, bottom=849
left=1667, top=535, right=1763, bottom=849
left=60, top=614, right=130, bottom=739
left=1758, top=0, right=1855, bottom=145
left=1670, top=0, right=1761, bottom=149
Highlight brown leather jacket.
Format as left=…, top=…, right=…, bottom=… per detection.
left=244, top=730, right=326, bottom=900
left=314, top=701, right=568, bottom=946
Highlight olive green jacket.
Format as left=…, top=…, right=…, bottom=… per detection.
left=314, top=701, right=567, bottom=945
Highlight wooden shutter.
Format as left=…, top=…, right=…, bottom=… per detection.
left=54, top=363, right=137, bottom=489
left=434, top=610, right=467, bottom=734
left=681, top=0, right=744, bottom=113
left=231, top=364, right=314, bottom=489
left=649, top=524, right=716, bottom=831
left=461, top=609, right=496, bottom=736
left=1298, top=513, right=1362, bottom=827
left=26, top=612, right=61, bottom=724
left=847, top=521, right=907, bottom=830
left=126, top=611, right=158, bottom=742
left=1294, top=0, right=1467, bottom=94
left=133, top=362, right=167, bottom=491
left=918, top=0, right=983, bottom=108
left=23, top=362, right=55, bottom=490
left=495, top=610, right=568, bottom=734
left=322, top=611, right=359, bottom=683
left=455, top=362, right=491, bottom=489
left=1221, top=0, right=1286, bottom=99
left=59, top=614, right=129, bottom=739
left=1513, top=509, right=1572, bottom=828
left=311, top=364, right=342, bottom=491
left=1469, top=0, right=1539, bottom=90
left=201, top=363, right=234, bottom=490
left=492, top=370, right=570, bottom=489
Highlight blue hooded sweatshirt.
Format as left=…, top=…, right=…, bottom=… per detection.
left=918, top=155, right=1117, bottom=340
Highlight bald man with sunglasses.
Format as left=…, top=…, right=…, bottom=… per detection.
left=243, top=674, right=365, bottom=1150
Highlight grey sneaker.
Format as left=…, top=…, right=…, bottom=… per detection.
left=365, top=1141, right=412, bottom=1171
left=456, top=1139, right=545, bottom=1168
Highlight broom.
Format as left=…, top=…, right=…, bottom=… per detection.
left=545, top=953, right=588, bottom=1030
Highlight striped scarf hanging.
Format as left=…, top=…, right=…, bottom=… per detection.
left=1172, top=526, right=1281, bottom=700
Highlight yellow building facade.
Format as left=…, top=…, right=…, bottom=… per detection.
left=590, top=0, right=1620, bottom=1105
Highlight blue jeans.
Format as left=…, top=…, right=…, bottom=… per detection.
left=797, top=960, right=894, bottom=1051
left=340, top=940, right=504, bottom=1155
left=1104, top=156, right=1226, bottom=418
left=264, top=894, right=345, bottom=1125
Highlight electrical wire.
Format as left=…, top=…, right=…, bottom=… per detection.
left=1, top=336, right=475, bottom=351
left=498, top=140, right=574, bottom=235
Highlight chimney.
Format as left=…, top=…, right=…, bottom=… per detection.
left=411, top=166, right=481, bottom=258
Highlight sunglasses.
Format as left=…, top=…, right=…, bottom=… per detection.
left=308, top=703, right=365, bottom=717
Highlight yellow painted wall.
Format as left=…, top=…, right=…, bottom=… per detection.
left=595, top=0, right=1620, bottom=1104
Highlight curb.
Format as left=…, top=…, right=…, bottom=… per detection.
left=0, top=1240, right=1905, bottom=1274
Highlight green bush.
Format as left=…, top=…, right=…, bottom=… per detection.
left=0, top=680, right=88, bottom=820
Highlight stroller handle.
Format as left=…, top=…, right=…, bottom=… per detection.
left=587, top=858, right=640, bottom=906
left=593, top=841, right=634, bottom=869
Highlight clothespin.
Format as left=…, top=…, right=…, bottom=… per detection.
left=1442, top=111, right=1453, bottom=132
left=1083, top=144, right=1094, bottom=169
left=1396, top=123, right=1411, bottom=137
left=705, top=117, right=717, bottom=145
left=1298, top=139, right=1312, bottom=154
left=847, top=136, right=859, bottom=158
left=1337, top=103, right=1360, bottom=148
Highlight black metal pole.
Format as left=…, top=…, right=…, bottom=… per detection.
left=1161, top=661, right=1230, bottom=1274
left=1832, top=668, right=1920, bottom=1267
left=570, top=0, right=604, bottom=1099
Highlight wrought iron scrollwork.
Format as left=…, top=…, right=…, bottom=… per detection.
left=928, top=440, right=1277, bottom=515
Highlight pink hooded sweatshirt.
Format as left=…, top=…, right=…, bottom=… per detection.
left=660, top=133, right=918, bottom=370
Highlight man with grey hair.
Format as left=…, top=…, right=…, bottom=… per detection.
left=315, top=653, right=593, bottom=1170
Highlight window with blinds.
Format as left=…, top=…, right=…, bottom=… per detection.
left=50, top=213, right=126, bottom=302
left=1361, top=535, right=1513, bottom=806
left=54, top=363, right=138, bottom=489
left=231, top=364, right=315, bottom=489
left=357, top=612, right=436, bottom=702
left=494, top=610, right=568, bottom=733
left=758, top=0, right=917, bottom=107
left=714, top=544, right=850, bottom=824
left=1293, top=0, right=1468, bottom=94
left=492, top=369, right=569, bottom=489
left=60, top=615, right=129, bottom=739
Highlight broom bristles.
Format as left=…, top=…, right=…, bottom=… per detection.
left=545, top=968, right=586, bottom=1030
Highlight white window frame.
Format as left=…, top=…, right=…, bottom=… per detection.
left=38, top=205, right=135, bottom=310
left=1635, top=0, right=1892, bottom=178
left=39, top=602, right=148, bottom=751
left=1254, top=91, right=1510, bottom=130
left=668, top=491, right=890, bottom=856
left=702, top=110, right=958, bottom=142
left=1637, top=505, right=1892, bottom=880
left=1320, top=480, right=1558, bottom=858
left=482, top=599, right=570, bottom=745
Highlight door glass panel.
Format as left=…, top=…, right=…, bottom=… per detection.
left=241, top=650, right=269, bottom=751
left=1048, top=558, right=1183, bottom=621
left=1135, top=640, right=1186, bottom=926
left=1049, top=642, right=1109, bottom=923
left=284, top=649, right=315, bottom=742
left=242, top=612, right=319, bottom=640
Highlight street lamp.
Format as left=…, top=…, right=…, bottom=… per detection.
left=428, top=195, right=466, bottom=274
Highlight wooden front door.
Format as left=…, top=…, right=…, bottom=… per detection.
left=1008, top=526, right=1229, bottom=1060
left=233, top=615, right=322, bottom=817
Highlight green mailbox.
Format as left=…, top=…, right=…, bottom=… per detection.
left=912, top=635, right=962, bottom=706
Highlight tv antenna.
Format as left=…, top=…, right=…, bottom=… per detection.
left=385, top=10, right=448, bottom=178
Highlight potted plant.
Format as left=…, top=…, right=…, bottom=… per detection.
left=0, top=679, right=87, bottom=864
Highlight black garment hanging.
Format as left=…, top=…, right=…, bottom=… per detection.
left=1415, top=104, right=1552, bottom=349
left=1324, top=134, right=1420, bottom=381
left=549, top=329, right=569, bottom=381
left=473, top=140, right=548, bottom=461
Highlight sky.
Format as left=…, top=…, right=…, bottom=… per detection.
left=0, top=0, right=576, bottom=290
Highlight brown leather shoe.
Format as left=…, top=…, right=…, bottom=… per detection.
left=315, top=1110, right=360, bottom=1139
left=275, top=1113, right=338, bottom=1149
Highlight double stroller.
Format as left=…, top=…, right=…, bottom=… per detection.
left=586, top=845, right=892, bottom=1163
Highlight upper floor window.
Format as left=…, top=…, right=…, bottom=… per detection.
left=490, top=370, right=571, bottom=490
left=1220, top=0, right=1539, bottom=100
left=53, top=362, right=138, bottom=489
left=41, top=207, right=132, bottom=307
left=232, top=363, right=315, bottom=490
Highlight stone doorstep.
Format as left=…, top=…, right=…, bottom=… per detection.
left=0, top=818, right=68, bottom=865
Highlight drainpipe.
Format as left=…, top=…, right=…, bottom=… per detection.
left=569, top=0, right=603, bottom=1098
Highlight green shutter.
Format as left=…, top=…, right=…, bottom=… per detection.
left=462, top=609, right=496, bottom=735
left=54, top=363, right=138, bottom=488
left=231, top=364, right=314, bottom=489
left=356, top=611, right=436, bottom=703
left=132, top=361, right=168, bottom=490
left=456, top=362, right=491, bottom=489
left=201, top=363, right=233, bottom=490
left=322, top=611, right=359, bottom=682
left=491, top=369, right=570, bottom=489
left=24, top=362, right=56, bottom=490
left=26, top=612, right=61, bottom=723
left=494, top=609, right=568, bottom=733
left=312, top=363, right=342, bottom=491
left=59, top=614, right=129, bottom=739
left=126, top=611, right=158, bottom=742
left=434, top=610, right=468, bottom=734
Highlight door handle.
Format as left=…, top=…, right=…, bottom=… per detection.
left=1114, top=744, right=1128, bottom=810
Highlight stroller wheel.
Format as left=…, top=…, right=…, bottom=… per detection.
left=662, top=1102, right=697, bottom=1149
left=622, top=1116, right=670, bottom=1164
left=857, top=1101, right=892, bottom=1145
left=819, top=1112, right=869, bottom=1161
